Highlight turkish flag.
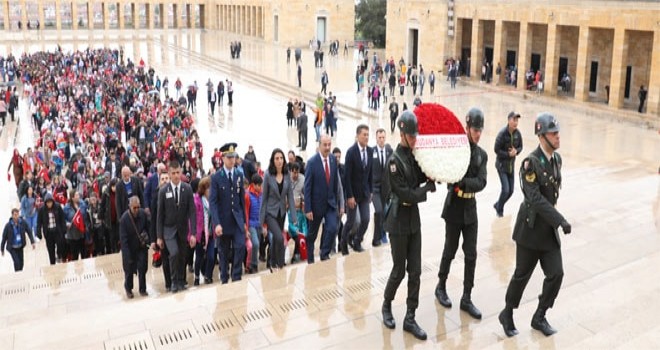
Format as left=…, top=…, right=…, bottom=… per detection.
left=72, top=209, right=86, bottom=233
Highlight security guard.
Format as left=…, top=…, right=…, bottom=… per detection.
left=499, top=113, right=572, bottom=337
left=434, top=107, right=488, bottom=319
left=381, top=110, right=436, bottom=341
left=208, top=142, right=248, bottom=284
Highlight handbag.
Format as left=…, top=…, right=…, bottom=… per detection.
left=128, top=212, right=149, bottom=248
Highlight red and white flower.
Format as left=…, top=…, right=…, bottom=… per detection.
left=413, top=103, right=470, bottom=183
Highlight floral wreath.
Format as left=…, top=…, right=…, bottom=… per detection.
left=412, top=103, right=470, bottom=183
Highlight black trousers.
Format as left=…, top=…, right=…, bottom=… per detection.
left=227, top=92, right=233, bottom=105
left=67, top=238, right=84, bottom=261
left=438, top=221, right=478, bottom=293
left=505, top=244, right=564, bottom=309
left=298, top=130, right=307, bottom=150
left=372, top=191, right=384, bottom=244
left=383, top=232, right=422, bottom=310
left=45, top=228, right=59, bottom=264
left=123, top=247, right=148, bottom=293
left=8, top=247, right=24, bottom=271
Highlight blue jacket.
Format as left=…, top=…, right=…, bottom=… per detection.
left=1, top=218, right=33, bottom=252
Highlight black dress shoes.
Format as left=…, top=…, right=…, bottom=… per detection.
left=139, top=291, right=149, bottom=297
left=499, top=308, right=519, bottom=337
left=372, top=240, right=382, bottom=247
left=460, top=298, right=482, bottom=319
left=531, top=310, right=557, bottom=336
left=353, top=244, right=364, bottom=253
left=340, top=242, right=349, bottom=256
left=434, top=283, right=452, bottom=308
left=125, top=290, right=134, bottom=299
left=382, top=302, right=395, bottom=329
left=403, top=310, right=427, bottom=340
left=193, top=278, right=200, bottom=286
left=204, top=278, right=213, bottom=284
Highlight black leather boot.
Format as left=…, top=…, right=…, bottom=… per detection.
left=382, top=301, right=395, bottom=329
left=434, top=280, right=452, bottom=308
left=460, top=295, right=482, bottom=319
left=498, top=307, right=519, bottom=337
left=531, top=308, right=557, bottom=336
left=403, top=309, right=427, bottom=340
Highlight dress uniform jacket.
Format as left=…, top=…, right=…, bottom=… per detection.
left=441, top=142, right=488, bottom=224
left=512, top=146, right=566, bottom=251
left=383, top=145, right=429, bottom=235
left=210, top=168, right=246, bottom=235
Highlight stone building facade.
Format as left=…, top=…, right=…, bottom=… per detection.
left=0, top=0, right=354, bottom=47
left=385, top=0, right=660, bottom=115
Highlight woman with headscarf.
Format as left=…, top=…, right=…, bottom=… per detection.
left=7, top=148, right=24, bottom=187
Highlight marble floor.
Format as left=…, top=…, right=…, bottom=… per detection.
left=0, top=30, right=659, bottom=350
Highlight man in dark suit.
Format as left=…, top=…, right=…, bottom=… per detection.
left=304, top=134, right=344, bottom=263
left=340, top=124, right=373, bottom=255
left=105, top=152, right=121, bottom=179
left=499, top=113, right=571, bottom=337
left=115, top=166, right=145, bottom=219
left=209, top=143, right=247, bottom=283
left=371, top=128, right=393, bottom=247
left=156, top=161, right=196, bottom=293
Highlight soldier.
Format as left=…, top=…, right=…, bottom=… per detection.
left=498, top=113, right=572, bottom=337
left=381, top=111, right=436, bottom=341
left=209, top=143, right=248, bottom=284
left=434, top=107, right=488, bottom=320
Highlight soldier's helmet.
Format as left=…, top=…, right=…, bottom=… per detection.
left=465, top=108, right=484, bottom=130
left=534, top=112, right=560, bottom=135
left=398, top=110, right=419, bottom=136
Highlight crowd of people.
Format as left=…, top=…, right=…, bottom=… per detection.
left=0, top=43, right=579, bottom=342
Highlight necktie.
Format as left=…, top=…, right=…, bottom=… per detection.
left=324, top=158, right=330, bottom=184
left=362, top=148, right=367, bottom=168
left=174, top=185, right=179, bottom=206
left=380, top=149, right=385, bottom=169
left=228, top=171, right=233, bottom=186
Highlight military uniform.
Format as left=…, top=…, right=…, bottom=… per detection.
left=381, top=111, right=434, bottom=341
left=437, top=142, right=487, bottom=297
left=499, top=112, right=571, bottom=337
left=435, top=107, right=487, bottom=319
left=208, top=143, right=247, bottom=284
left=505, top=146, right=565, bottom=308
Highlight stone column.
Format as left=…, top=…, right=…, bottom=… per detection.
left=608, top=28, right=628, bottom=109
left=132, top=3, right=138, bottom=29
left=470, top=19, right=484, bottom=80
left=54, top=0, right=61, bottom=30
left=72, top=2, right=79, bottom=30
left=103, top=2, right=110, bottom=29
left=574, top=26, right=592, bottom=102
left=186, top=3, right=191, bottom=28
left=517, top=22, right=532, bottom=91
left=3, top=0, right=10, bottom=30
left=492, top=20, right=506, bottom=85
left=146, top=3, right=153, bottom=29
left=37, top=1, right=45, bottom=30
left=88, top=1, right=94, bottom=29
left=118, top=2, right=124, bottom=29
left=647, top=30, right=660, bottom=115
left=544, top=23, right=561, bottom=96
left=19, top=0, right=27, bottom=31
